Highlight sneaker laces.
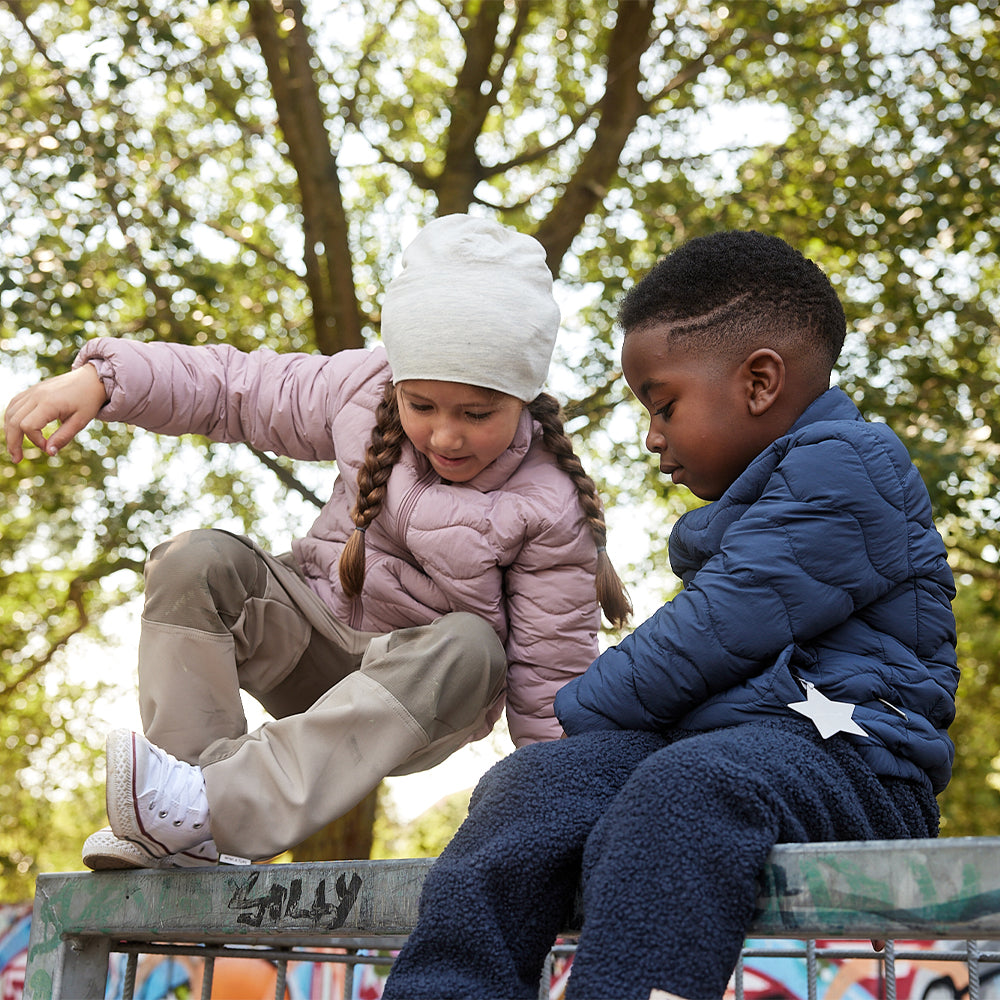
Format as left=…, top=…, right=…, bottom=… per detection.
left=138, top=740, right=210, bottom=841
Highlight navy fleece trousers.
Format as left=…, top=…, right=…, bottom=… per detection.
left=383, top=721, right=938, bottom=1000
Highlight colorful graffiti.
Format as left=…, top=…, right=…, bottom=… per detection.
left=550, top=941, right=1000, bottom=1000
left=103, top=949, right=392, bottom=999
left=728, top=938, right=1000, bottom=1000
left=546, top=940, right=1000, bottom=1000
left=5, top=901, right=999, bottom=999
left=0, top=904, right=30, bottom=1000
left=1, top=903, right=392, bottom=1000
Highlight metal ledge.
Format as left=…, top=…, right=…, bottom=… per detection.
left=24, top=838, right=1000, bottom=999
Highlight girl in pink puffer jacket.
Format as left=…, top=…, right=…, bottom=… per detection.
left=4, top=214, right=630, bottom=869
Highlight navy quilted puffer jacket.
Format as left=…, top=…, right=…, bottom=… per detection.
left=555, top=387, right=959, bottom=793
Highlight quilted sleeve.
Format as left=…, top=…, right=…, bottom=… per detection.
left=75, top=338, right=377, bottom=460
left=556, top=432, right=919, bottom=734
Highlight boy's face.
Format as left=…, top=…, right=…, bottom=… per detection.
left=622, top=323, right=770, bottom=501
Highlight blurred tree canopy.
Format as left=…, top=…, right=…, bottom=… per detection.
left=1, top=0, right=998, bottom=897
left=372, top=785, right=474, bottom=862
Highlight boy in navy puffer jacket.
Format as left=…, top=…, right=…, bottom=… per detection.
left=383, top=230, right=959, bottom=1000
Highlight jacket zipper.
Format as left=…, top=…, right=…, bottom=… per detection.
left=396, top=469, right=435, bottom=542
left=348, top=469, right=436, bottom=629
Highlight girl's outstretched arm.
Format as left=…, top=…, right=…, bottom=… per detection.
left=3, top=363, right=108, bottom=462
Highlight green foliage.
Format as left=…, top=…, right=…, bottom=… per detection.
left=0, top=711, right=107, bottom=901
left=938, top=580, right=1000, bottom=836
left=372, top=785, right=473, bottom=860
left=1, top=0, right=998, bottom=876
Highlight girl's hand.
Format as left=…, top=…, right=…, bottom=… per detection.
left=3, top=364, right=108, bottom=462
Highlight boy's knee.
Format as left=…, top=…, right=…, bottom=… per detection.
left=471, top=738, right=563, bottom=803
left=611, top=733, right=782, bottom=838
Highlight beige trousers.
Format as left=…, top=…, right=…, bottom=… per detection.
left=137, top=529, right=507, bottom=859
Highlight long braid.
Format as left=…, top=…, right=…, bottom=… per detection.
left=338, top=381, right=406, bottom=598
left=528, top=393, right=632, bottom=628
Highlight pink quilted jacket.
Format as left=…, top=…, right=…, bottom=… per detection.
left=75, top=339, right=601, bottom=744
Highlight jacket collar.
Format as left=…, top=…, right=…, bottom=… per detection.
left=668, top=387, right=863, bottom=582
left=788, top=386, right=864, bottom=434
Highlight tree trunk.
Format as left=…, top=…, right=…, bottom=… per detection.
left=534, top=0, right=657, bottom=273
left=251, top=0, right=374, bottom=862
left=289, top=788, right=379, bottom=862
left=248, top=0, right=363, bottom=355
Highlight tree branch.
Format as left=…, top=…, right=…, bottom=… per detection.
left=246, top=445, right=326, bottom=509
left=533, top=1, right=658, bottom=273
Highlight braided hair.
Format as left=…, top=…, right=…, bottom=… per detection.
left=338, top=381, right=406, bottom=599
left=338, top=383, right=632, bottom=628
left=526, top=393, right=632, bottom=628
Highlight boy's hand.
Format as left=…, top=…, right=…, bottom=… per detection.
left=4, top=364, right=108, bottom=462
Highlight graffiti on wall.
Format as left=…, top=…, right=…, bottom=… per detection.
left=5, top=901, right=999, bottom=1000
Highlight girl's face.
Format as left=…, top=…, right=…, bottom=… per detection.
left=396, top=380, right=524, bottom=482
left=622, top=323, right=771, bottom=501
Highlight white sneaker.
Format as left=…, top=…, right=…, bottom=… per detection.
left=82, top=826, right=221, bottom=870
left=105, top=729, right=213, bottom=859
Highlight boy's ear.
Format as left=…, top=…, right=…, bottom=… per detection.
left=742, top=348, right=785, bottom=416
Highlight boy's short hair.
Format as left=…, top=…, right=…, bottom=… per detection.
left=619, top=231, right=847, bottom=372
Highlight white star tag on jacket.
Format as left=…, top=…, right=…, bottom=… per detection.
left=789, top=681, right=868, bottom=739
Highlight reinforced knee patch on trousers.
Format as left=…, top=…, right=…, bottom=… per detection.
left=364, top=614, right=506, bottom=741
left=143, top=529, right=267, bottom=632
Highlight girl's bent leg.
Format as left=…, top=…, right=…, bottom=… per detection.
left=373, top=611, right=508, bottom=775
left=566, top=722, right=937, bottom=1000
left=383, top=730, right=670, bottom=1000
left=200, top=613, right=507, bottom=859
left=139, top=529, right=318, bottom=762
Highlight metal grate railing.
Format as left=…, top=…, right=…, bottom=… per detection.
left=25, top=840, right=1000, bottom=1000
left=91, top=935, right=1000, bottom=999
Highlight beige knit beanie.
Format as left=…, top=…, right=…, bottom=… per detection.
left=381, top=214, right=561, bottom=402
